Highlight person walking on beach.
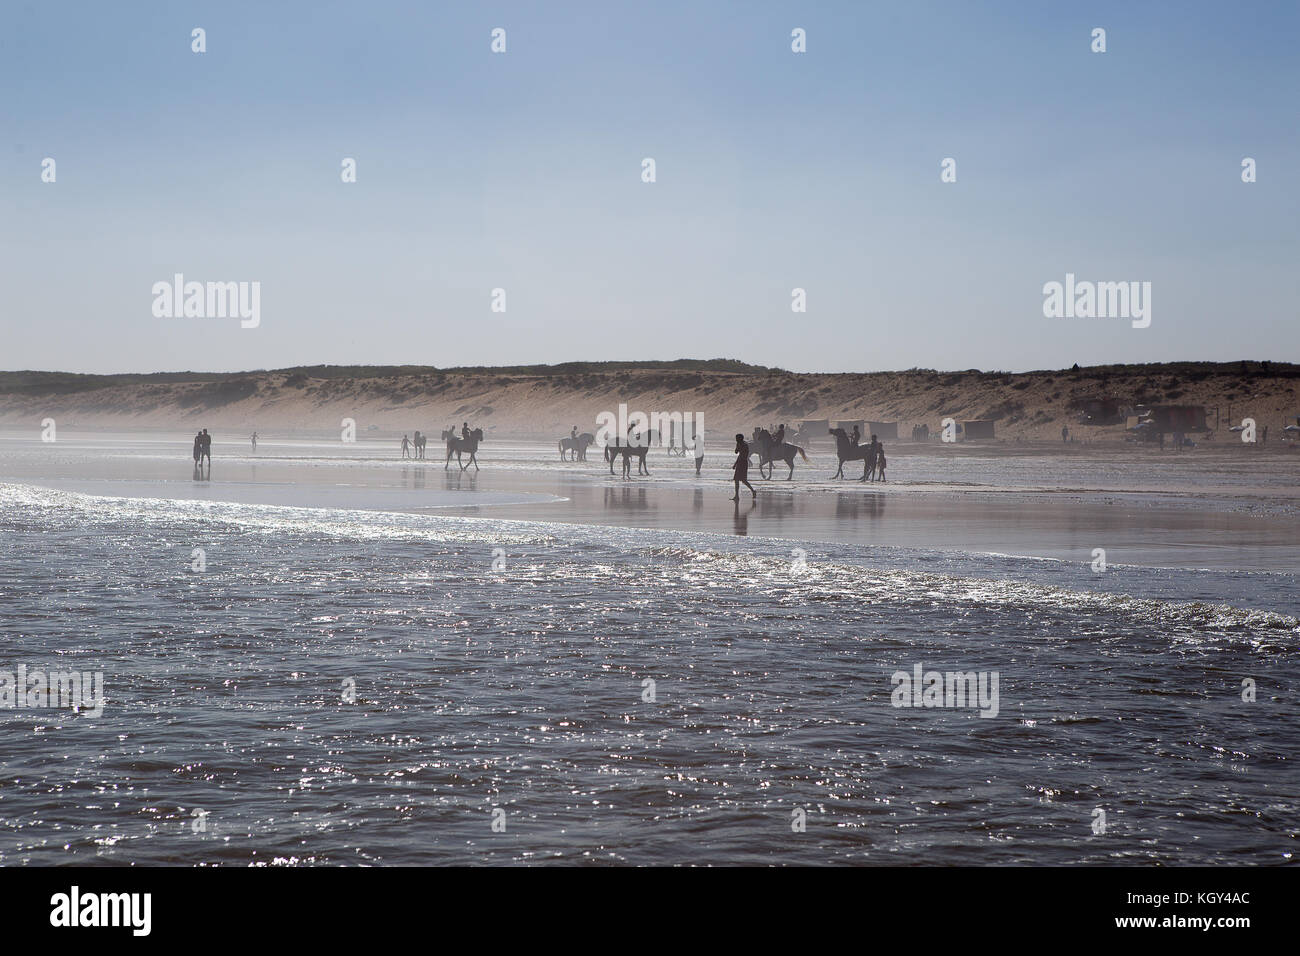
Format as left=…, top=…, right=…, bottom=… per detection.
left=401, top=434, right=411, bottom=458
left=200, top=429, right=212, bottom=468
left=731, top=433, right=756, bottom=501
left=877, top=444, right=887, bottom=482
left=192, top=431, right=202, bottom=476
left=250, top=431, right=258, bottom=451
left=693, top=432, right=705, bottom=476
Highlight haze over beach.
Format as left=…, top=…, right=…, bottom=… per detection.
left=0, top=1, right=1296, bottom=926
left=2, top=359, right=1298, bottom=442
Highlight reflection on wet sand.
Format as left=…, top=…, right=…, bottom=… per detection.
left=733, top=497, right=755, bottom=535
left=603, top=486, right=654, bottom=512
left=836, top=492, right=886, bottom=520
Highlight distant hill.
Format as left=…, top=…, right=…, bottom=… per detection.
left=1, top=360, right=1297, bottom=442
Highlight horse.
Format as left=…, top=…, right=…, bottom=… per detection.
left=445, top=428, right=484, bottom=471
left=750, top=427, right=808, bottom=480
left=559, top=432, right=595, bottom=461
left=413, top=431, right=427, bottom=459
left=605, top=437, right=650, bottom=478
left=829, top=428, right=873, bottom=480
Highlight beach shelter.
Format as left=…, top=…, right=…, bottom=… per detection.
left=962, top=420, right=996, bottom=440
left=867, top=421, right=899, bottom=440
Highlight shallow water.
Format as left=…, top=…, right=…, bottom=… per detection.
left=0, top=436, right=1296, bottom=864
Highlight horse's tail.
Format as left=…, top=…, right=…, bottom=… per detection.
left=798, top=446, right=808, bottom=462
left=558, top=440, right=565, bottom=455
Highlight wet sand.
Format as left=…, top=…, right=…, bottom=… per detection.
left=3, top=431, right=1297, bottom=571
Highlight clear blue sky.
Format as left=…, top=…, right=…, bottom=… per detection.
left=1, top=0, right=1296, bottom=374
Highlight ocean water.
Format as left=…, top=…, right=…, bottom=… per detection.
left=0, top=472, right=1296, bottom=866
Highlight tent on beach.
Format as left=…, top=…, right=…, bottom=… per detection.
left=867, top=421, right=899, bottom=440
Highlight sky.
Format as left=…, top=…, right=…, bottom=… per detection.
left=1, top=0, right=1297, bottom=375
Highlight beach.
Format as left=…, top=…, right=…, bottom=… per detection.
left=0, top=430, right=1295, bottom=865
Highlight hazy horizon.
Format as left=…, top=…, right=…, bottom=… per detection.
left=2, top=0, right=1297, bottom=376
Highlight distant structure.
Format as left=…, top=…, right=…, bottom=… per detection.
left=962, top=420, right=996, bottom=440
left=794, top=419, right=830, bottom=446
left=867, top=420, right=899, bottom=440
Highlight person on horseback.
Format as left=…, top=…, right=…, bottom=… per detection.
left=462, top=422, right=470, bottom=441
left=851, top=425, right=861, bottom=446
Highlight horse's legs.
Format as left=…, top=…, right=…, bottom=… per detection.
left=787, top=457, right=794, bottom=480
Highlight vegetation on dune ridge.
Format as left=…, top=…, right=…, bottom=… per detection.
left=1, top=359, right=1297, bottom=394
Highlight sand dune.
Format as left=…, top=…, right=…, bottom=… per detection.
left=2, top=360, right=1297, bottom=444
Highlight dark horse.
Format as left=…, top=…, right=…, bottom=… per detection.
left=445, top=428, right=484, bottom=471
left=605, top=437, right=650, bottom=478
left=559, top=432, right=595, bottom=461
left=750, top=427, right=808, bottom=480
left=829, top=427, right=872, bottom=480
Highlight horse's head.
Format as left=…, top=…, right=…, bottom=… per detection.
left=579, top=432, right=594, bottom=445
left=473, top=429, right=484, bottom=441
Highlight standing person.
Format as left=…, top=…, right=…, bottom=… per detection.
left=693, top=432, right=705, bottom=476
left=1061, top=425, right=1069, bottom=443
left=251, top=431, right=258, bottom=451
left=193, top=431, right=202, bottom=475
left=877, top=444, right=887, bottom=482
left=200, top=429, right=212, bottom=469
left=401, top=434, right=411, bottom=458
left=730, top=433, right=756, bottom=501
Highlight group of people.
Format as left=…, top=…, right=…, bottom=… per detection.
left=191, top=429, right=212, bottom=477
left=401, top=431, right=429, bottom=458
left=402, top=423, right=477, bottom=458
left=850, top=427, right=887, bottom=481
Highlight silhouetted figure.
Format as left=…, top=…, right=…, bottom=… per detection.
left=462, top=422, right=470, bottom=442
left=694, top=433, right=705, bottom=476
left=877, top=444, right=887, bottom=482
left=251, top=431, right=258, bottom=451
left=1061, top=425, right=1069, bottom=443
left=192, top=432, right=202, bottom=478
left=402, top=434, right=411, bottom=458
left=731, top=433, right=756, bottom=501
left=866, top=434, right=881, bottom=481
left=851, top=425, right=860, bottom=446
left=200, top=429, right=211, bottom=468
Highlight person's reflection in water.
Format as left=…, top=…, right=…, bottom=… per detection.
left=693, top=489, right=704, bottom=512
left=733, top=496, right=754, bottom=535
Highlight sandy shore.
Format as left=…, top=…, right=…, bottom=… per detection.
left=4, top=431, right=1297, bottom=571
